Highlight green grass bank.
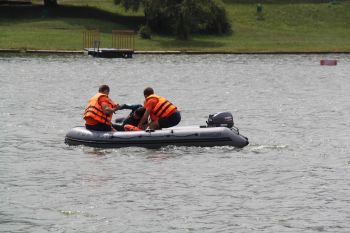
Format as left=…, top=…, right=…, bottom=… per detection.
left=0, top=0, right=349, bottom=52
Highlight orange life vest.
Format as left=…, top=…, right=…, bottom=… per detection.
left=124, top=124, right=142, bottom=131
left=84, top=93, right=117, bottom=125
left=145, top=94, right=177, bottom=119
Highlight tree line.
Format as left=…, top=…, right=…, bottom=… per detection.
left=114, top=0, right=231, bottom=40
left=42, top=0, right=231, bottom=40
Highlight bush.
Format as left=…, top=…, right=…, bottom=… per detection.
left=197, top=0, right=232, bottom=34
left=116, top=0, right=232, bottom=39
left=138, top=25, right=152, bottom=39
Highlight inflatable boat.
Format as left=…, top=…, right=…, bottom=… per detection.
left=65, top=112, right=249, bottom=149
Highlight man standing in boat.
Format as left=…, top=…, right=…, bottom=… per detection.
left=84, top=85, right=119, bottom=131
left=138, top=87, right=181, bottom=130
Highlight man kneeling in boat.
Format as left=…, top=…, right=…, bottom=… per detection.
left=113, top=106, right=146, bottom=131
left=138, top=87, right=181, bottom=130
left=84, top=85, right=119, bottom=131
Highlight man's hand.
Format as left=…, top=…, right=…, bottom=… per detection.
left=102, top=104, right=119, bottom=115
left=138, top=123, right=147, bottom=130
left=113, top=104, right=120, bottom=113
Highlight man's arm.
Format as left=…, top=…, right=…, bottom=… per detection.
left=138, top=108, right=151, bottom=129
left=119, top=104, right=143, bottom=111
left=102, top=103, right=120, bottom=115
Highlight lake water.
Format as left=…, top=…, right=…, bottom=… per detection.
left=0, top=53, right=349, bottom=233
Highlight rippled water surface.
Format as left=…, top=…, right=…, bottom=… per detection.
left=1, top=54, right=350, bottom=232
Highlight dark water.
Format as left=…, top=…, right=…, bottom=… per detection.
left=1, top=54, right=349, bottom=232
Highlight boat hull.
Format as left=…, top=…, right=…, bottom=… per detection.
left=65, top=126, right=249, bottom=149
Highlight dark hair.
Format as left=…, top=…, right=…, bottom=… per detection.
left=134, top=107, right=146, bottom=117
left=143, top=87, right=154, bottom=97
left=99, top=85, right=110, bottom=93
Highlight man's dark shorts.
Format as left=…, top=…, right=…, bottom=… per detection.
left=86, top=123, right=112, bottom=131
left=158, top=111, right=181, bottom=129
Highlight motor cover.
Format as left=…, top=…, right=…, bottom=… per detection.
left=207, top=112, right=234, bottom=128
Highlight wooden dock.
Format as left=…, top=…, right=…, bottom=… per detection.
left=83, top=29, right=135, bottom=59
left=84, top=48, right=133, bottom=58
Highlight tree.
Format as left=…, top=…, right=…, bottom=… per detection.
left=114, top=0, right=231, bottom=40
left=44, top=0, right=58, bottom=7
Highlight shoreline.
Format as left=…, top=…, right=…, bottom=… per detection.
left=0, top=48, right=349, bottom=55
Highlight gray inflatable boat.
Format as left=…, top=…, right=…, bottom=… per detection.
left=65, top=112, right=249, bottom=149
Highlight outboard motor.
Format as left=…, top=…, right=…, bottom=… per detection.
left=206, top=112, right=234, bottom=128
